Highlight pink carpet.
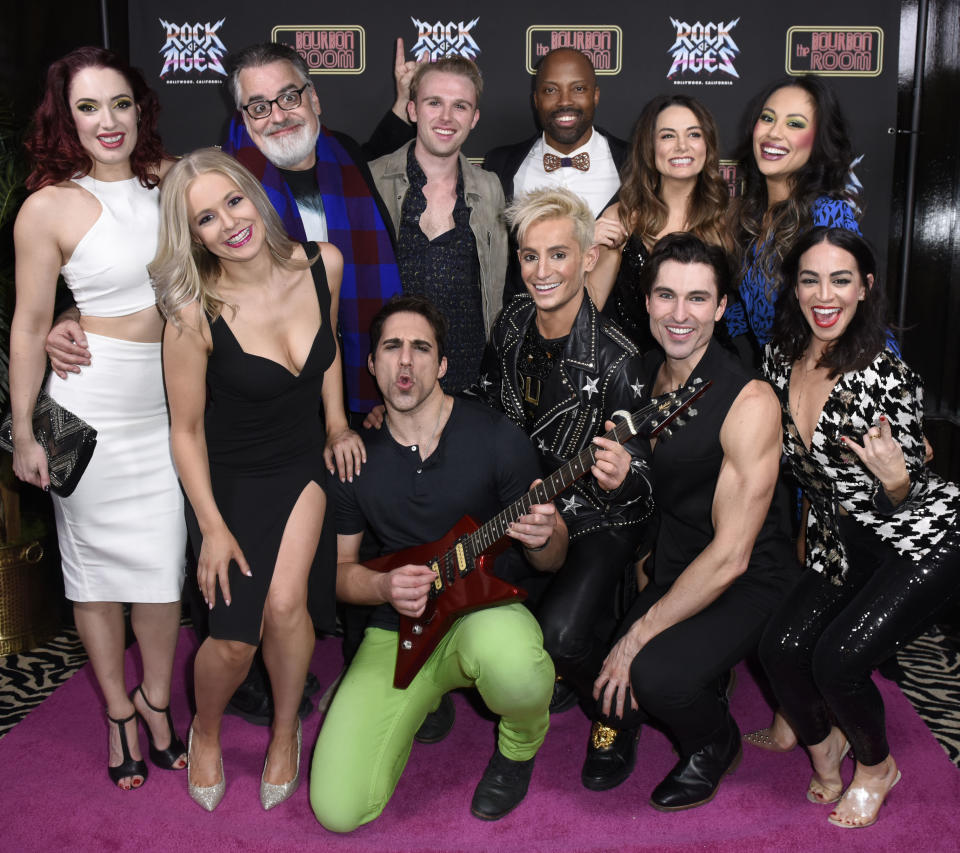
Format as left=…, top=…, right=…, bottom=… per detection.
left=3, top=628, right=959, bottom=852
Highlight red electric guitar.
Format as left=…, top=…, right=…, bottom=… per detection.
left=364, top=381, right=712, bottom=688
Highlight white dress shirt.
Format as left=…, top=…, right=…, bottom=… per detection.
left=513, top=128, right=620, bottom=217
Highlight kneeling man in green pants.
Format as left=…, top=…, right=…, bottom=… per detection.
left=310, top=295, right=568, bottom=830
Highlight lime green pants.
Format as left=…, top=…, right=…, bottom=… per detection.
left=310, top=602, right=554, bottom=832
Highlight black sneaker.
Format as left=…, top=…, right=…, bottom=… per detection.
left=414, top=693, right=455, bottom=744
left=470, top=750, right=535, bottom=821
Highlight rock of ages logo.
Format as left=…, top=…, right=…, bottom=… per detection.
left=526, top=26, right=622, bottom=75
left=786, top=27, right=883, bottom=77
left=271, top=26, right=366, bottom=74
left=409, top=17, right=480, bottom=61
left=667, top=17, right=740, bottom=85
left=158, top=18, right=228, bottom=82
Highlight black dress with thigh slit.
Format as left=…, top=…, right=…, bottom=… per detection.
left=185, top=245, right=336, bottom=644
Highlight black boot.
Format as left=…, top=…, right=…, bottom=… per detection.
left=649, top=715, right=742, bottom=811
left=549, top=678, right=579, bottom=714
left=470, top=750, right=535, bottom=820
left=414, top=693, right=456, bottom=744
left=581, top=721, right=640, bottom=791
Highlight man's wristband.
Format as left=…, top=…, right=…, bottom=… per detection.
left=525, top=536, right=551, bottom=553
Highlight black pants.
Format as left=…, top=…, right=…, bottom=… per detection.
left=533, top=528, right=639, bottom=703
left=597, top=567, right=790, bottom=756
left=759, top=516, right=960, bottom=765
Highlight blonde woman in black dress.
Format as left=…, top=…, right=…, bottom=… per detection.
left=153, top=148, right=363, bottom=811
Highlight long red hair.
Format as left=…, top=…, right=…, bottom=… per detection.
left=24, top=46, right=166, bottom=191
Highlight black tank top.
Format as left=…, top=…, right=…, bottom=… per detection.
left=648, top=339, right=792, bottom=587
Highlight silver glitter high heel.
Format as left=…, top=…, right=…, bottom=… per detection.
left=260, top=720, right=301, bottom=811
left=187, top=725, right=225, bottom=812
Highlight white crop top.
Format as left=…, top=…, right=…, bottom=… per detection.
left=61, top=175, right=160, bottom=317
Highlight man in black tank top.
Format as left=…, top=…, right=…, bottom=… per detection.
left=590, top=234, right=797, bottom=810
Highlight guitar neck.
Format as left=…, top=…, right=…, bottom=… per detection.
left=471, top=419, right=634, bottom=555
left=453, top=380, right=709, bottom=566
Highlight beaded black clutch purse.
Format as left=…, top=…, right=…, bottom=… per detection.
left=0, top=391, right=98, bottom=496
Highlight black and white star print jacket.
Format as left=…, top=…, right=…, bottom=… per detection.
left=467, top=292, right=654, bottom=539
left=763, top=344, right=960, bottom=583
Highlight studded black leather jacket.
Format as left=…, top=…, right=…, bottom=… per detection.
left=467, top=293, right=654, bottom=539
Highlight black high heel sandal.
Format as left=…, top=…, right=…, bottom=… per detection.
left=107, top=711, right=148, bottom=789
left=131, top=685, right=187, bottom=771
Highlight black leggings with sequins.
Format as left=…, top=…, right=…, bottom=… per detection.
left=759, top=515, right=960, bottom=765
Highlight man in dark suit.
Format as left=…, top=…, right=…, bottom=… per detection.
left=483, top=48, right=628, bottom=304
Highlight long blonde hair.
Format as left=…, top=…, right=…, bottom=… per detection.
left=150, top=147, right=311, bottom=325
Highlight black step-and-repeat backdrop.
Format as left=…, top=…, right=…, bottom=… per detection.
left=129, top=1, right=899, bottom=263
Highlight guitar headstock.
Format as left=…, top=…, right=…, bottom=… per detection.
left=619, top=379, right=712, bottom=440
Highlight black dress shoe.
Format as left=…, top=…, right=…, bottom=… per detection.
left=225, top=681, right=273, bottom=726
left=304, top=671, right=323, bottom=698
left=649, top=716, right=742, bottom=811
left=548, top=679, right=578, bottom=714
left=414, top=693, right=455, bottom=744
left=225, top=683, right=312, bottom=725
left=581, top=721, right=640, bottom=791
left=296, top=693, right=313, bottom=720
left=470, top=750, right=535, bottom=820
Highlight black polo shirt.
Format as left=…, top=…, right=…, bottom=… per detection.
left=333, top=397, right=544, bottom=630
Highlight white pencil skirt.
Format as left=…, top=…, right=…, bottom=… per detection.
left=46, top=332, right=185, bottom=603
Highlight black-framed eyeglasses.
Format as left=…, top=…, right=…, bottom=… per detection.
left=241, top=84, right=310, bottom=120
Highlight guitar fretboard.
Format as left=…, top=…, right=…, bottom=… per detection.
left=472, top=416, right=637, bottom=552
left=426, top=382, right=708, bottom=593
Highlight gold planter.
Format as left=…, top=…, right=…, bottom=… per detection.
left=0, top=537, right=60, bottom=655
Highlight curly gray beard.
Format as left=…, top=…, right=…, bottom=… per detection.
left=260, top=118, right=320, bottom=169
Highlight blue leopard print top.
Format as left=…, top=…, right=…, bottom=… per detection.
left=724, top=196, right=860, bottom=347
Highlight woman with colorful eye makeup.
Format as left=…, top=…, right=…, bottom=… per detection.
left=589, top=95, right=730, bottom=352
left=724, top=77, right=862, bottom=362
left=9, top=47, right=186, bottom=791
left=758, top=227, right=960, bottom=829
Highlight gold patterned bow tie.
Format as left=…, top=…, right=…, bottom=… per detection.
left=543, top=152, right=590, bottom=172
